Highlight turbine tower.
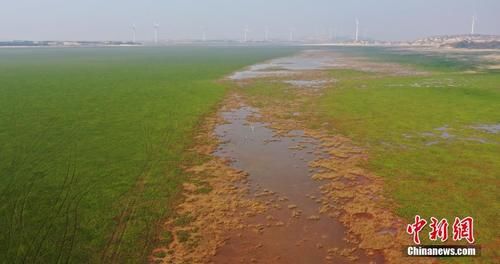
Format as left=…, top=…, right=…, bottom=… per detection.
left=471, top=15, right=476, bottom=35
left=132, top=24, right=137, bottom=43
left=289, top=28, right=294, bottom=42
left=355, top=18, right=359, bottom=42
left=202, top=27, right=207, bottom=42
left=265, top=26, right=269, bottom=42
left=243, top=26, right=249, bottom=42
left=154, top=23, right=160, bottom=44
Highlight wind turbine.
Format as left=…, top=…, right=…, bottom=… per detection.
left=154, top=23, right=160, bottom=44
left=265, top=26, right=269, bottom=42
left=471, top=15, right=476, bottom=35
left=243, top=26, right=249, bottom=42
left=289, top=28, right=294, bottom=42
left=201, top=27, right=207, bottom=41
left=132, top=24, right=137, bottom=43
left=355, top=18, right=359, bottom=42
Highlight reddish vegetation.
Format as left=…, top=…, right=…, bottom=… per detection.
left=151, top=52, right=436, bottom=263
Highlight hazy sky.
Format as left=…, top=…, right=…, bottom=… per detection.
left=0, top=0, right=499, bottom=41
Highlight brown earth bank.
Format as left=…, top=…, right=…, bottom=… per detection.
left=150, top=51, right=436, bottom=263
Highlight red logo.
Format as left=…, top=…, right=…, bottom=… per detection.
left=407, top=216, right=475, bottom=244
left=406, top=215, right=427, bottom=244
left=429, top=217, right=449, bottom=242
left=453, top=217, right=475, bottom=244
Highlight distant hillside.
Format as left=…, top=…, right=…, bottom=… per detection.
left=448, top=40, right=500, bottom=49
left=412, top=34, right=500, bottom=49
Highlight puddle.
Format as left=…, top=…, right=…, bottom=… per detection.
left=471, top=124, right=500, bottom=134
left=434, top=126, right=449, bottom=131
left=228, top=52, right=340, bottom=81
left=386, top=78, right=464, bottom=88
left=283, top=79, right=334, bottom=89
left=420, top=127, right=455, bottom=144
left=415, top=124, right=496, bottom=146
left=411, top=78, right=462, bottom=88
left=212, top=106, right=382, bottom=263
left=439, top=132, right=454, bottom=139
left=463, top=137, right=488, bottom=143
left=425, top=141, right=440, bottom=146
left=230, top=69, right=292, bottom=80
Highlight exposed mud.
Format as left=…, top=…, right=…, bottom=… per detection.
left=152, top=50, right=436, bottom=263
left=150, top=99, right=269, bottom=264
left=228, top=50, right=427, bottom=82
left=211, top=100, right=382, bottom=263
left=231, top=105, right=422, bottom=263
left=222, top=51, right=434, bottom=263
left=228, top=51, right=340, bottom=81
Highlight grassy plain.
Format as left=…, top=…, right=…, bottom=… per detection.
left=0, top=46, right=296, bottom=263
left=317, top=48, right=499, bottom=260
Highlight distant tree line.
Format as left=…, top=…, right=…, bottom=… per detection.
left=0, top=40, right=138, bottom=47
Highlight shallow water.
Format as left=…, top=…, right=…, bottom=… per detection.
left=228, top=52, right=340, bottom=81
left=472, top=124, right=500, bottom=134
left=212, top=106, right=382, bottom=263
left=283, top=79, right=333, bottom=88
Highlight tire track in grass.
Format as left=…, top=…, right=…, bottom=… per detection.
left=30, top=175, right=77, bottom=261
left=15, top=171, right=39, bottom=261
left=100, top=149, right=151, bottom=262
left=55, top=197, right=72, bottom=264
left=113, top=124, right=176, bottom=262
left=60, top=186, right=92, bottom=264
left=54, top=163, right=86, bottom=264
left=2, top=124, right=63, bottom=261
left=18, top=125, right=82, bottom=262
left=5, top=145, right=48, bottom=261
left=27, top=159, right=79, bottom=263
left=101, top=120, right=175, bottom=263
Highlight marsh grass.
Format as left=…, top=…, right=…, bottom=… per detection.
left=0, top=46, right=297, bottom=263
left=328, top=46, right=483, bottom=72
left=317, top=50, right=499, bottom=262
left=240, top=47, right=499, bottom=262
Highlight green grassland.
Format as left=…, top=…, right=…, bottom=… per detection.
left=0, top=46, right=296, bottom=263
left=328, top=46, right=488, bottom=72
left=317, top=48, right=499, bottom=261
